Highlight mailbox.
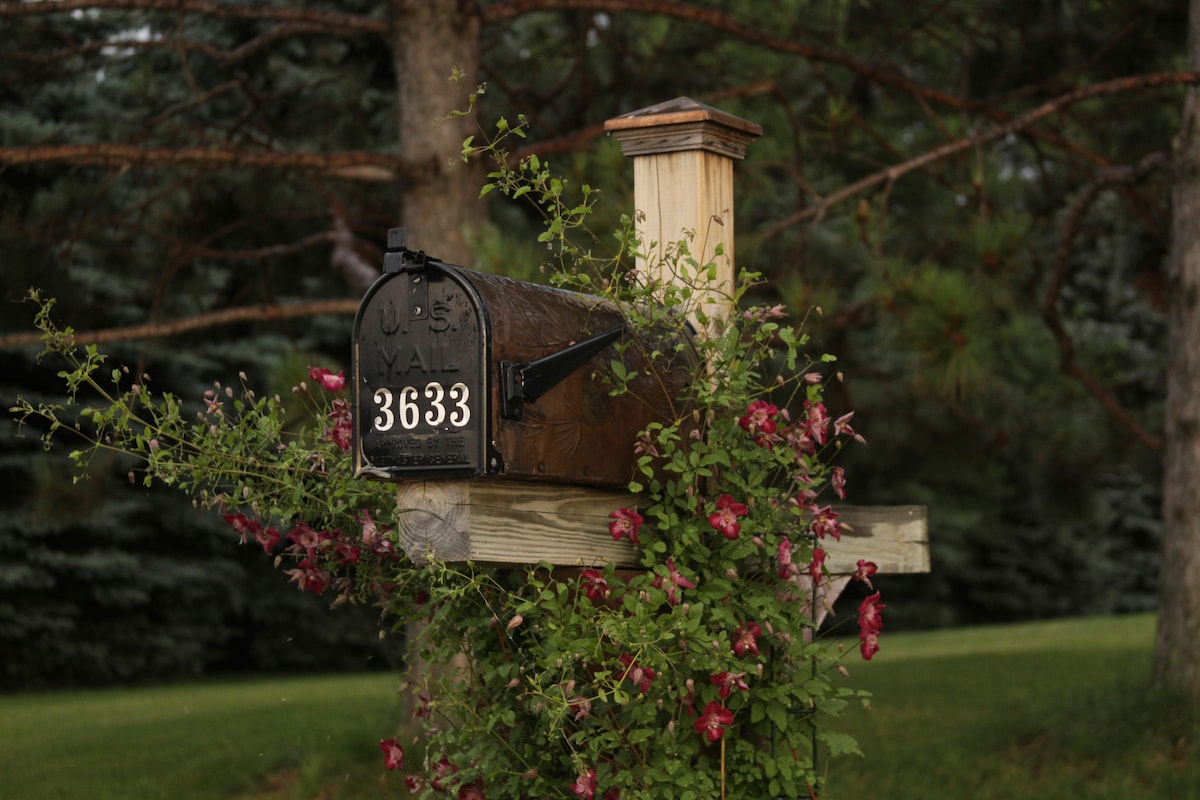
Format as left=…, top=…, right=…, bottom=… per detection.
left=352, top=229, right=693, bottom=489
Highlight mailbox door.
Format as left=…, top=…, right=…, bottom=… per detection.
left=353, top=263, right=488, bottom=479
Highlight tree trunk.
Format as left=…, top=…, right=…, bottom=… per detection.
left=1155, top=0, right=1200, bottom=699
left=391, top=0, right=481, bottom=263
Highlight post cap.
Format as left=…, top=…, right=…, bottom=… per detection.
left=604, top=97, right=762, bottom=159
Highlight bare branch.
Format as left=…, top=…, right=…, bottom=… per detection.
left=330, top=214, right=381, bottom=295
left=0, top=0, right=387, bottom=37
left=0, top=144, right=409, bottom=181
left=0, top=300, right=359, bottom=352
left=759, top=71, right=1200, bottom=239
left=1042, top=149, right=1171, bottom=451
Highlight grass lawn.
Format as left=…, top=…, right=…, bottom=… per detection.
left=823, top=612, right=1198, bottom=800
left=0, top=672, right=410, bottom=800
left=2, top=614, right=1195, bottom=799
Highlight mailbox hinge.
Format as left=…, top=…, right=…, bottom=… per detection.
left=500, top=325, right=625, bottom=420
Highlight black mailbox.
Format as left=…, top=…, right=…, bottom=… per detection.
left=352, top=229, right=693, bottom=489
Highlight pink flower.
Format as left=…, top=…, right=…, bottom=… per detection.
left=834, top=411, right=866, bottom=444
left=739, top=399, right=779, bottom=439
left=579, top=568, right=610, bottom=602
left=379, top=738, right=404, bottom=771
left=571, top=769, right=598, bottom=800
left=708, top=494, right=748, bottom=539
left=732, top=621, right=762, bottom=657
left=830, top=466, right=846, bottom=500
left=711, top=671, right=749, bottom=699
left=807, top=547, right=827, bottom=583
left=694, top=701, right=735, bottom=742
left=608, top=507, right=643, bottom=544
left=619, top=653, right=656, bottom=693
left=852, top=559, right=878, bottom=589
left=308, top=366, right=346, bottom=392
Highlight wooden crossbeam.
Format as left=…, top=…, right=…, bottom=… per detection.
left=394, top=478, right=928, bottom=574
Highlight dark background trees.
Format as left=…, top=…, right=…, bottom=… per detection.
left=2, top=0, right=1194, bottom=690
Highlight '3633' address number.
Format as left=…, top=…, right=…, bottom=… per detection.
left=372, top=381, right=472, bottom=432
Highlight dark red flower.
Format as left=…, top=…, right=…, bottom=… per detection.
left=619, top=653, right=655, bottom=693
left=579, top=568, right=610, bottom=602
left=694, top=701, right=735, bottom=742
left=807, top=547, right=827, bottom=583
left=711, top=671, right=749, bottom=699
left=852, top=559, right=878, bottom=590
left=738, top=399, right=779, bottom=436
left=379, top=738, right=404, bottom=771
left=457, top=780, right=485, bottom=800
left=732, top=621, right=762, bottom=657
left=810, top=505, right=841, bottom=541
left=430, top=755, right=459, bottom=792
left=858, top=592, right=885, bottom=660
left=708, top=494, right=748, bottom=539
left=652, top=558, right=696, bottom=605
left=608, top=507, right=643, bottom=544
left=571, top=768, right=598, bottom=800
left=858, top=592, right=885, bottom=634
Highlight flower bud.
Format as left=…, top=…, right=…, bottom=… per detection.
left=506, top=614, right=524, bottom=631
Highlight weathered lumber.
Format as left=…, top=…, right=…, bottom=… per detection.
left=394, top=477, right=929, bottom=573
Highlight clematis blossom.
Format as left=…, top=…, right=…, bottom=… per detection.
left=608, top=507, right=643, bottom=544
left=711, top=671, right=749, bottom=699
left=653, top=558, right=696, bottom=605
left=618, top=653, right=656, bottom=693
left=738, top=399, right=779, bottom=446
left=732, top=621, right=762, bottom=657
left=807, top=547, right=827, bottom=583
left=694, top=701, right=735, bottom=742
left=571, top=768, right=598, bottom=800
left=308, top=366, right=346, bottom=392
left=708, top=494, right=748, bottom=539
left=379, top=738, right=404, bottom=771
left=852, top=559, right=878, bottom=589
left=579, top=568, right=610, bottom=602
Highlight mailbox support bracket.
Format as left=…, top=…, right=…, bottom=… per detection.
left=500, top=325, right=625, bottom=420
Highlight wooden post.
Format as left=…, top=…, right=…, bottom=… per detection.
left=606, top=98, right=929, bottom=592
left=605, top=97, right=763, bottom=328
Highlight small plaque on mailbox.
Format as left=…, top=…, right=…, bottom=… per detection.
left=353, top=243, right=487, bottom=479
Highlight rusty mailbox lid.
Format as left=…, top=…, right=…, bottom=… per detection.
left=352, top=229, right=694, bottom=488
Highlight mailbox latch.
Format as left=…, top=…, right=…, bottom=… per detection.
left=500, top=325, right=625, bottom=420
